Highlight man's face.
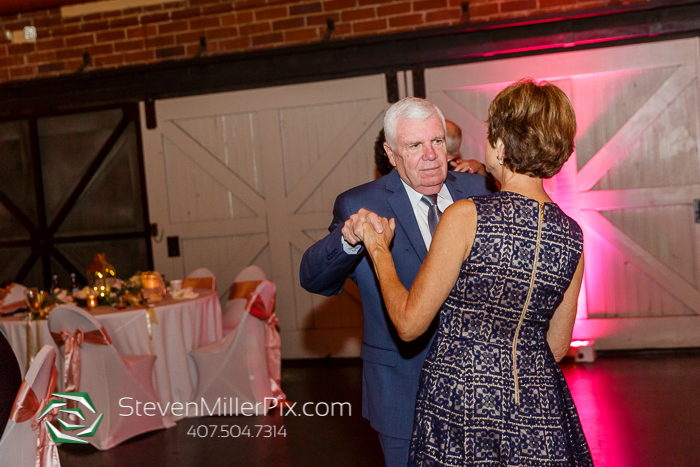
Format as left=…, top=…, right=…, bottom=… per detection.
left=384, top=115, right=448, bottom=195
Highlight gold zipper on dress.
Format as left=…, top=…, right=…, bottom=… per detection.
left=512, top=201, right=544, bottom=406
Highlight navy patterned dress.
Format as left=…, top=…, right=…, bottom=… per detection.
left=408, top=191, right=593, bottom=466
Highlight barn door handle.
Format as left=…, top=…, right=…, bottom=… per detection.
left=695, top=199, right=700, bottom=223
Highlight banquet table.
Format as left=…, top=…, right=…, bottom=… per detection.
left=0, top=290, right=222, bottom=420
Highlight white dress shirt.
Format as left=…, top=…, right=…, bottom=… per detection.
left=341, top=180, right=454, bottom=253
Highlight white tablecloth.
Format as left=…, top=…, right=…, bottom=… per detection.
left=0, top=290, right=222, bottom=419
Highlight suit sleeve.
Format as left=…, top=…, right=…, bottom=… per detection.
left=299, top=195, right=365, bottom=296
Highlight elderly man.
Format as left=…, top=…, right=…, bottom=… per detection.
left=299, top=97, right=491, bottom=466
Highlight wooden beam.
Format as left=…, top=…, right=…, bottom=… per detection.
left=578, top=185, right=700, bottom=210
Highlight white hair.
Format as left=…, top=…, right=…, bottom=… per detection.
left=383, top=97, right=446, bottom=151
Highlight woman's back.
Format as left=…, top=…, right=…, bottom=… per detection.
left=410, top=191, right=593, bottom=467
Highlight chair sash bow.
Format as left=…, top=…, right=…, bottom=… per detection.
left=50, top=327, right=110, bottom=404
left=247, top=294, right=286, bottom=402
left=9, top=367, right=60, bottom=467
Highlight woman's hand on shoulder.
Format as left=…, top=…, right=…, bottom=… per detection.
left=361, top=217, right=396, bottom=258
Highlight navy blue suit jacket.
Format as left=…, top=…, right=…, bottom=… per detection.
left=299, top=169, right=491, bottom=439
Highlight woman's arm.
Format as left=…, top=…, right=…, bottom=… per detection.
left=547, top=254, right=585, bottom=362
left=362, top=200, right=478, bottom=341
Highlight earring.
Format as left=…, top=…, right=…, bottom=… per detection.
left=497, top=157, right=504, bottom=165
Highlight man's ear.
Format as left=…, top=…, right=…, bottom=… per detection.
left=383, top=142, right=397, bottom=167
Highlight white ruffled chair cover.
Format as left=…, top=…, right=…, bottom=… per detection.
left=47, top=305, right=174, bottom=450
left=184, top=268, right=217, bottom=291
left=0, top=345, right=60, bottom=467
left=190, top=280, right=284, bottom=416
left=221, top=266, right=267, bottom=333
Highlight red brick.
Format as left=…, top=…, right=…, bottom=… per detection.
left=163, top=2, right=183, bottom=9
left=126, top=25, right=157, bottom=38
left=38, top=62, right=64, bottom=73
left=56, top=48, right=84, bottom=60
left=272, top=17, right=305, bottom=30
left=237, top=11, right=254, bottom=23
left=143, top=4, right=164, bottom=12
left=110, top=17, right=139, bottom=28
left=500, top=0, right=537, bottom=12
left=141, top=12, right=170, bottom=24
left=255, top=7, right=289, bottom=21
left=155, top=45, right=185, bottom=59
left=27, top=51, right=57, bottom=64
left=389, top=13, right=423, bottom=27
left=124, top=50, right=155, bottom=63
left=0, top=56, right=25, bottom=67
left=341, top=7, right=376, bottom=21
left=290, top=2, right=323, bottom=15
left=96, top=30, right=125, bottom=42
left=190, top=0, right=221, bottom=4
left=205, top=27, right=239, bottom=39
left=171, top=7, right=202, bottom=20
left=306, top=12, right=339, bottom=25
left=221, top=13, right=237, bottom=25
left=65, top=34, right=94, bottom=47
left=159, top=20, right=189, bottom=34
left=235, top=0, right=269, bottom=10
left=324, top=0, right=357, bottom=10
left=378, top=2, right=412, bottom=16
left=32, top=16, right=63, bottom=28
left=50, top=25, right=80, bottom=36
left=123, top=7, right=144, bottom=15
left=10, top=66, right=36, bottom=78
left=539, top=0, right=576, bottom=7
left=413, top=0, right=448, bottom=11
left=352, top=17, right=387, bottom=32
left=252, top=32, right=283, bottom=46
left=284, top=27, right=319, bottom=41
left=4, top=20, right=33, bottom=30
left=0, top=46, right=8, bottom=57
left=82, top=12, right=103, bottom=21
left=145, top=35, right=175, bottom=48
left=8, top=43, right=36, bottom=55
left=0, top=13, right=19, bottom=21
left=240, top=22, right=271, bottom=35
left=114, top=39, right=144, bottom=52
left=88, top=43, right=114, bottom=55
left=425, top=9, right=460, bottom=22
left=94, top=54, right=124, bottom=66
left=80, top=20, right=109, bottom=32
left=190, top=17, right=220, bottom=30
left=202, top=3, right=235, bottom=15
left=357, top=0, right=394, bottom=6
left=468, top=2, right=498, bottom=17
left=103, top=10, right=123, bottom=18
left=36, top=38, right=64, bottom=51
left=218, top=37, right=252, bottom=50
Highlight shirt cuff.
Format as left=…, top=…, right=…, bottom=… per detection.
left=341, top=235, right=362, bottom=255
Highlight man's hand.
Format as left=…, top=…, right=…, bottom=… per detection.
left=342, top=208, right=384, bottom=246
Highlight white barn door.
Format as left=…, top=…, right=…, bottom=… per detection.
left=140, top=76, right=387, bottom=358
left=426, top=38, right=700, bottom=349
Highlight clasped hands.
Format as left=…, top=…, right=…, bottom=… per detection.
left=342, top=208, right=395, bottom=255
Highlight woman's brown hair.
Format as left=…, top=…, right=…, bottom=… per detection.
left=487, top=78, right=577, bottom=179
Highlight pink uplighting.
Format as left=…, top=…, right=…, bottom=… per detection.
left=570, top=340, right=592, bottom=348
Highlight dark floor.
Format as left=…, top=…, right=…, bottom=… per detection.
left=59, top=350, right=700, bottom=467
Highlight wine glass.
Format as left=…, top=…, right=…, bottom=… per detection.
left=25, top=288, right=41, bottom=313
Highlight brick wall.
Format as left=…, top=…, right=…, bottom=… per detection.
left=0, top=0, right=651, bottom=84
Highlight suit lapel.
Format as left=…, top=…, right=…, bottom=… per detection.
left=445, top=171, right=466, bottom=201
left=386, top=171, right=428, bottom=262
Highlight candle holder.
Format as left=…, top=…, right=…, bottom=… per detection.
left=86, top=295, right=99, bottom=309
left=87, top=253, right=116, bottom=298
left=141, top=271, right=165, bottom=304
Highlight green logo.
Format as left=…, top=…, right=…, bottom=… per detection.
left=41, top=392, right=103, bottom=444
